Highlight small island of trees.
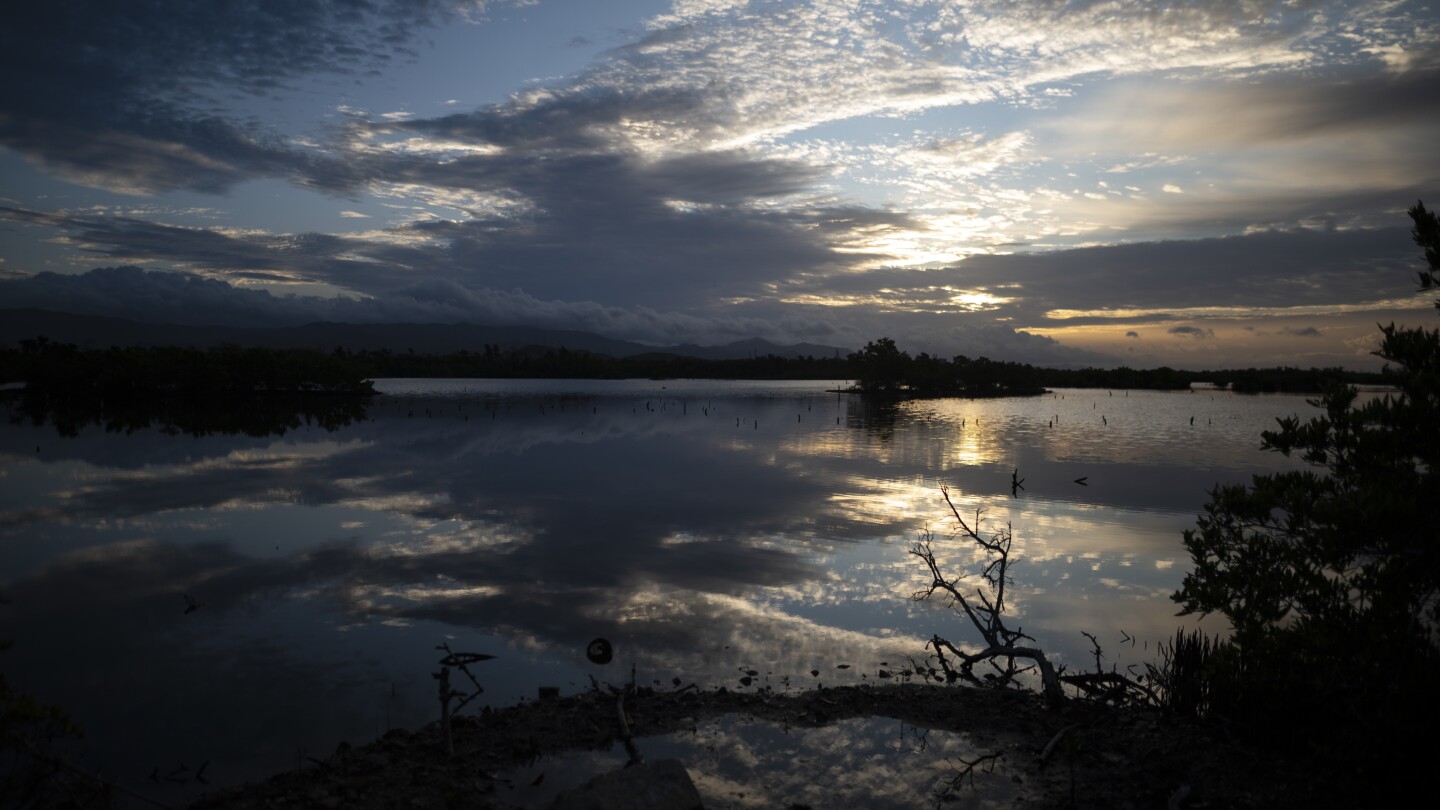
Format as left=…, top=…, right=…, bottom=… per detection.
left=847, top=337, right=1049, bottom=397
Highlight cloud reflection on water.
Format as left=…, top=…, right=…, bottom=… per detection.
left=0, top=383, right=1319, bottom=797
left=500, top=714, right=1018, bottom=810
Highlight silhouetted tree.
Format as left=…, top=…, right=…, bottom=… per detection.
left=1173, top=201, right=1440, bottom=792
left=849, top=337, right=911, bottom=394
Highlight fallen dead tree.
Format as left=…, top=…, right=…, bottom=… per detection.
left=911, top=487, right=1067, bottom=707
left=912, top=486, right=1161, bottom=710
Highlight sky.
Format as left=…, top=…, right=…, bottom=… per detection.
left=2, top=0, right=1438, bottom=370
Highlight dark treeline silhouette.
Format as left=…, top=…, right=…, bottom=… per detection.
left=1, top=339, right=375, bottom=437
left=0, top=336, right=1389, bottom=399
left=1202, top=365, right=1387, bottom=393
left=845, top=337, right=1387, bottom=396
left=3, top=338, right=376, bottom=395
left=1039, top=364, right=1386, bottom=391
left=346, top=344, right=855, bottom=380
left=1037, top=364, right=1196, bottom=390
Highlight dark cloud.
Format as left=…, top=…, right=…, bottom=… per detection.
left=389, top=151, right=853, bottom=306
left=0, top=265, right=348, bottom=329
left=865, top=314, right=1105, bottom=365
left=0, top=263, right=1105, bottom=364
left=1280, top=326, right=1322, bottom=337
left=0, top=104, right=891, bottom=308
left=0, top=167, right=905, bottom=339
left=2, top=206, right=314, bottom=276
left=0, top=1, right=472, bottom=193
left=0, top=263, right=845, bottom=346
left=1099, top=67, right=1440, bottom=148
left=1125, top=331, right=1139, bottom=338
left=1167, top=325, right=1214, bottom=339
left=1219, top=67, right=1440, bottom=143
left=802, top=226, right=1424, bottom=328
left=1038, top=66, right=1440, bottom=239
left=642, top=151, right=828, bottom=203
left=397, top=85, right=726, bottom=153
left=343, top=82, right=911, bottom=309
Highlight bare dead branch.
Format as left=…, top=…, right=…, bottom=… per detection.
left=934, top=750, right=1003, bottom=806
left=436, top=642, right=493, bottom=716
left=911, top=487, right=1065, bottom=708
left=1060, top=632, right=1161, bottom=706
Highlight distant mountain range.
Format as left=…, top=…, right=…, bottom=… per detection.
left=0, top=309, right=852, bottom=361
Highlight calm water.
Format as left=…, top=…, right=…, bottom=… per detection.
left=0, top=380, right=1332, bottom=805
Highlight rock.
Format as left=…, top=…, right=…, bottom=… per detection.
left=549, top=759, right=703, bottom=810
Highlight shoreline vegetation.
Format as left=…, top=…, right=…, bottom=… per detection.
left=0, top=335, right=1390, bottom=400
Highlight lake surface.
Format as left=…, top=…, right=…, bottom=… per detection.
left=0, top=379, right=1332, bottom=805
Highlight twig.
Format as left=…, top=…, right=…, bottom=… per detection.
left=934, top=750, right=1002, bottom=807
left=434, top=666, right=454, bottom=757
left=437, top=642, right=494, bottom=716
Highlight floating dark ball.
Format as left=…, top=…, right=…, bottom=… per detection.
left=586, top=637, right=614, bottom=665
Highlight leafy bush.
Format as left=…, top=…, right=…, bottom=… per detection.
left=1172, top=202, right=1440, bottom=788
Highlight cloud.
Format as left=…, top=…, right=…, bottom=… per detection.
left=1049, top=68, right=1440, bottom=156
left=1125, top=331, right=1139, bottom=338
left=0, top=265, right=813, bottom=344
left=1033, top=67, right=1440, bottom=235
left=0, top=265, right=339, bottom=329
left=1280, top=326, right=1322, bottom=337
left=0, top=264, right=1117, bottom=366
left=857, top=225, right=1427, bottom=328
left=1, top=133, right=898, bottom=312
left=1167, top=325, right=1214, bottom=339
left=343, top=0, right=1439, bottom=269
left=0, top=1, right=507, bottom=194
left=617, top=0, right=1396, bottom=150
left=6, top=199, right=1423, bottom=365
left=771, top=226, right=1429, bottom=368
